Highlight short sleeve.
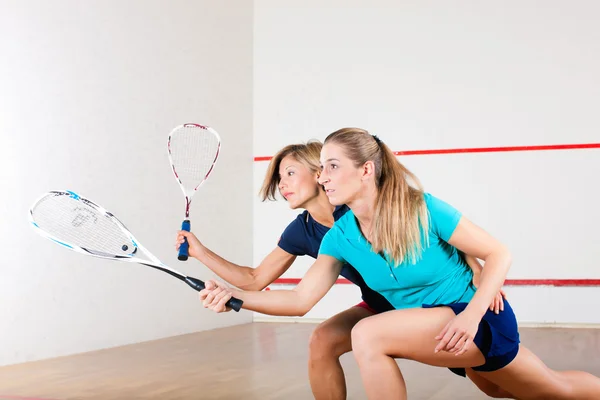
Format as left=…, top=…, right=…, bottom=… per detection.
left=318, top=227, right=345, bottom=263
left=425, top=193, right=463, bottom=242
left=277, top=214, right=309, bottom=256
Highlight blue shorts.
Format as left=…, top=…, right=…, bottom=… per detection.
left=423, top=300, right=520, bottom=377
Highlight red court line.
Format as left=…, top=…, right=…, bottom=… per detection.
left=259, top=142, right=600, bottom=288
left=254, top=143, right=600, bottom=162
left=273, top=278, right=600, bottom=287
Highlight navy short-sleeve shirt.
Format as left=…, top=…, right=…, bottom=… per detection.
left=278, top=205, right=394, bottom=313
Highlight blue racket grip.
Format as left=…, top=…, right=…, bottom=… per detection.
left=178, top=219, right=191, bottom=261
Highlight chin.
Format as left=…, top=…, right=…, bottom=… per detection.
left=327, top=196, right=344, bottom=206
left=287, top=200, right=302, bottom=210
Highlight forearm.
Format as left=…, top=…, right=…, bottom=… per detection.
left=230, top=255, right=340, bottom=316
left=466, top=248, right=511, bottom=317
left=196, top=246, right=259, bottom=290
left=232, top=288, right=312, bottom=316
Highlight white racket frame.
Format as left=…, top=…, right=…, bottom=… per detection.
left=166, top=123, right=221, bottom=218
left=28, top=190, right=244, bottom=311
left=29, top=190, right=185, bottom=280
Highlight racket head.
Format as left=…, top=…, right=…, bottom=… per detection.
left=29, top=191, right=242, bottom=310
left=167, top=123, right=221, bottom=200
left=29, top=190, right=140, bottom=260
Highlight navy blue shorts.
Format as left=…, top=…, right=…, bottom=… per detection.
left=423, top=300, right=520, bottom=377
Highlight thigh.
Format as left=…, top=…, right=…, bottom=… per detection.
left=475, top=345, right=564, bottom=399
left=313, top=305, right=375, bottom=352
left=322, top=304, right=375, bottom=332
left=352, top=307, right=486, bottom=369
left=466, top=368, right=515, bottom=398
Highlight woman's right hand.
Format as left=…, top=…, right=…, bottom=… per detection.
left=199, top=280, right=234, bottom=313
left=175, top=230, right=204, bottom=259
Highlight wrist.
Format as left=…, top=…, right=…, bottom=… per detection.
left=196, top=243, right=209, bottom=259
left=230, top=287, right=243, bottom=300
left=465, top=299, right=488, bottom=319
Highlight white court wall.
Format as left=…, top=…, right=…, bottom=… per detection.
left=0, top=0, right=254, bottom=366
left=253, top=1, right=600, bottom=324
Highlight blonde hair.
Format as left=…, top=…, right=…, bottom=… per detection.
left=324, top=128, right=429, bottom=265
left=259, top=140, right=323, bottom=201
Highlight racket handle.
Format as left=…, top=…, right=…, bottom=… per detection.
left=178, top=219, right=191, bottom=261
left=184, top=276, right=244, bottom=312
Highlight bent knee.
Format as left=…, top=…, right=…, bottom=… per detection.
left=309, top=322, right=351, bottom=359
left=350, top=319, right=380, bottom=358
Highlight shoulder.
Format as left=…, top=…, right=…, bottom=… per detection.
left=278, top=211, right=312, bottom=256
left=423, top=192, right=461, bottom=216
left=281, top=210, right=310, bottom=235
left=288, top=210, right=310, bottom=227
left=422, top=192, right=463, bottom=240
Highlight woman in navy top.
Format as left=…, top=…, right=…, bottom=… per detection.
left=197, top=129, right=600, bottom=399
left=176, top=140, right=499, bottom=399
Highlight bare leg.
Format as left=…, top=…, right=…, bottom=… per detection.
left=308, top=306, right=374, bottom=400
left=351, top=307, right=486, bottom=399
left=351, top=307, right=600, bottom=400
left=466, top=368, right=516, bottom=398
left=475, top=346, right=600, bottom=400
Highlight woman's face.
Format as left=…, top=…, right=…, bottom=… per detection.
left=278, top=155, right=321, bottom=209
left=318, top=143, right=364, bottom=206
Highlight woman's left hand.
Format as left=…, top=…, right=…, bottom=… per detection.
left=434, top=310, right=481, bottom=356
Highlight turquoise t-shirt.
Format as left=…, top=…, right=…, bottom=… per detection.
left=318, top=193, right=476, bottom=310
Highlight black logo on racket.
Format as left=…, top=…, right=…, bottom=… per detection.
left=72, top=208, right=98, bottom=227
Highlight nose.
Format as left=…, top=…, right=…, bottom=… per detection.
left=278, top=177, right=287, bottom=190
left=318, top=171, right=330, bottom=185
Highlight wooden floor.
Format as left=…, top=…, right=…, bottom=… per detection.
left=0, top=322, right=599, bottom=399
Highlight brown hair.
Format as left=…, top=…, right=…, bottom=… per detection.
left=259, top=140, right=323, bottom=201
left=324, top=128, right=429, bottom=265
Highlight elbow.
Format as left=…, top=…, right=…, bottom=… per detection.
left=238, top=270, right=264, bottom=292
left=239, top=282, right=264, bottom=292
left=504, top=249, right=512, bottom=272
left=295, top=306, right=310, bottom=317
left=294, top=294, right=316, bottom=317
left=297, top=303, right=312, bottom=316
left=496, top=244, right=512, bottom=272
left=500, top=243, right=511, bottom=261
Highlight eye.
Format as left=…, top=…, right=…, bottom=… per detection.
left=287, top=171, right=295, bottom=176
left=330, top=164, right=338, bottom=169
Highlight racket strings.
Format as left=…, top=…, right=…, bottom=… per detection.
left=169, top=126, right=219, bottom=190
left=31, top=193, right=135, bottom=257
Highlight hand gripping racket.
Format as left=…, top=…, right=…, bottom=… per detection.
left=167, top=123, right=220, bottom=261
left=29, top=190, right=243, bottom=312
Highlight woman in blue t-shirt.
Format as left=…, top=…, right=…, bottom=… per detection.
left=198, top=128, right=600, bottom=399
left=176, top=139, right=500, bottom=399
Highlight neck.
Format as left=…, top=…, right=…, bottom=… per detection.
left=305, top=191, right=336, bottom=228
left=348, top=182, right=378, bottom=240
